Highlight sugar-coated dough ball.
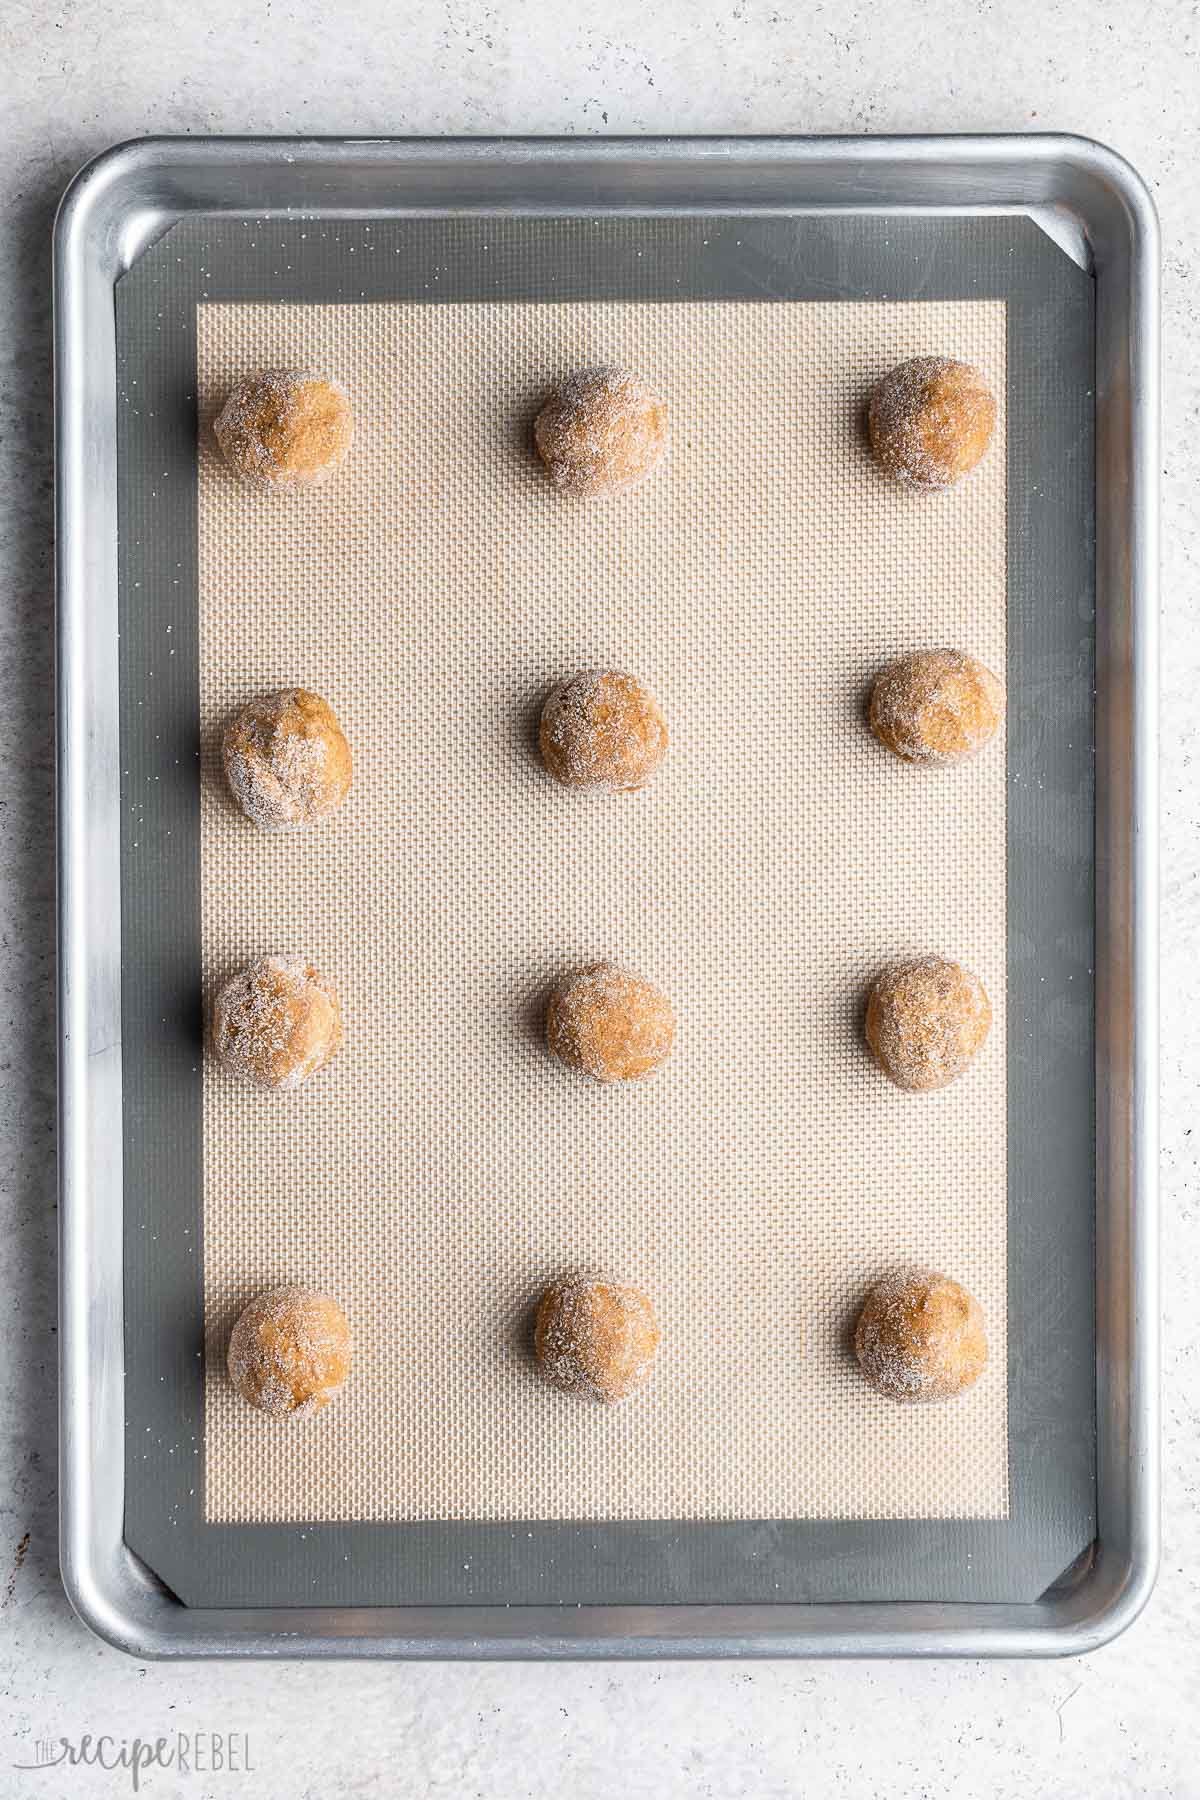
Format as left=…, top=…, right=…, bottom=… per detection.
left=539, top=670, right=667, bottom=793
left=214, top=369, right=354, bottom=490
left=222, top=688, right=352, bottom=830
left=534, top=365, right=668, bottom=497
left=855, top=1268, right=987, bottom=1403
left=211, top=955, right=342, bottom=1091
left=868, top=356, right=996, bottom=490
left=227, top=1284, right=352, bottom=1416
left=546, top=961, right=675, bottom=1083
left=534, top=1274, right=661, bottom=1403
left=865, top=956, right=991, bottom=1092
left=869, top=649, right=1005, bottom=766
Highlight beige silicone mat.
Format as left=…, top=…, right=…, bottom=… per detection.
left=198, top=298, right=1008, bottom=1525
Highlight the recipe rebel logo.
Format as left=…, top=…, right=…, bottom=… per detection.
left=13, top=1730, right=254, bottom=1791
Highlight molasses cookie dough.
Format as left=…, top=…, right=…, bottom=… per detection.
left=865, top=956, right=991, bottom=1092
left=534, top=365, right=668, bottom=497
left=546, top=961, right=675, bottom=1082
left=222, top=688, right=352, bottom=829
left=867, top=356, right=996, bottom=490
left=227, top=1285, right=352, bottom=1416
left=539, top=670, right=667, bottom=793
left=214, top=369, right=354, bottom=490
left=210, top=955, right=342, bottom=1091
left=855, top=1268, right=987, bottom=1403
left=869, top=649, right=1005, bottom=766
left=534, top=1274, right=661, bottom=1403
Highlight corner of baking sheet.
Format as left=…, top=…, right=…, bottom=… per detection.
left=1033, top=133, right=1160, bottom=269
left=56, top=137, right=186, bottom=278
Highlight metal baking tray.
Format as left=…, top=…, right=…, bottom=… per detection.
left=56, top=134, right=1159, bottom=1658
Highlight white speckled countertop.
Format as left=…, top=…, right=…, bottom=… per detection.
left=1, top=3, right=1196, bottom=1794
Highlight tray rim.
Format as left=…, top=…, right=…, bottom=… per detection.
left=55, top=131, right=1159, bottom=1660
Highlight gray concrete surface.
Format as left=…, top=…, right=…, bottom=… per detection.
left=0, top=2, right=1195, bottom=1795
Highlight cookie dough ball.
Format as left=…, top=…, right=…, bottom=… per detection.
left=534, top=365, right=668, bottom=497
left=869, top=649, right=1005, bottom=766
left=534, top=1274, right=661, bottom=1403
left=855, top=1268, right=987, bottom=1403
left=865, top=956, right=991, bottom=1092
left=539, top=670, right=667, bottom=793
left=867, top=356, right=996, bottom=490
left=546, top=961, right=675, bottom=1083
left=214, top=369, right=354, bottom=490
left=211, top=955, right=342, bottom=1091
left=227, top=1284, right=352, bottom=1416
left=222, top=688, right=352, bottom=830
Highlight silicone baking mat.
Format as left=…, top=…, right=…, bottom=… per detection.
left=117, top=213, right=1096, bottom=1607
left=196, top=296, right=1008, bottom=1524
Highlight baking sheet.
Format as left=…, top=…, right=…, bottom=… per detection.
left=115, top=210, right=1101, bottom=1605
